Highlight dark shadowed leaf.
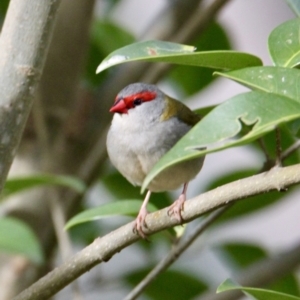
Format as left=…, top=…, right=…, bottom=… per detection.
left=169, top=22, right=231, bottom=95
left=220, top=243, right=267, bottom=268
left=85, top=19, right=135, bottom=86
left=219, top=244, right=300, bottom=296
left=126, top=268, right=207, bottom=300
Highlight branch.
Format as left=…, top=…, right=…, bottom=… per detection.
left=14, top=163, right=300, bottom=300
left=0, top=0, right=61, bottom=190
left=124, top=205, right=233, bottom=300
left=281, top=139, right=300, bottom=161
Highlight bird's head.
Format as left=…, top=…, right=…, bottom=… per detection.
left=109, top=83, right=162, bottom=114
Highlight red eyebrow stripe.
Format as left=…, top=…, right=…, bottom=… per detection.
left=114, top=91, right=156, bottom=104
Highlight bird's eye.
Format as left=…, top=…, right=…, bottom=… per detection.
left=133, top=98, right=142, bottom=106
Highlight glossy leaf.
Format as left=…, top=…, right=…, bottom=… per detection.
left=65, top=200, right=157, bottom=230
left=0, top=217, right=43, bottom=264
left=96, top=40, right=262, bottom=73
left=216, top=66, right=300, bottom=102
left=142, top=91, right=300, bottom=191
left=2, top=174, right=86, bottom=198
left=169, top=22, right=231, bottom=95
left=217, top=279, right=300, bottom=300
left=268, top=18, right=300, bottom=67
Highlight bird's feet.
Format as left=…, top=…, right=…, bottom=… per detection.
left=133, top=205, right=149, bottom=239
left=167, top=193, right=186, bottom=223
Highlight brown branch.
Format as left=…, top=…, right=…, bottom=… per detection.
left=14, top=163, right=300, bottom=300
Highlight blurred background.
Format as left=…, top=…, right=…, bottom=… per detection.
left=0, top=0, right=299, bottom=299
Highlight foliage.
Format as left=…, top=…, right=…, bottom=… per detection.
left=0, top=1, right=299, bottom=299
left=217, top=279, right=300, bottom=300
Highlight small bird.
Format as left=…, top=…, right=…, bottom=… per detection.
left=106, top=83, right=205, bottom=237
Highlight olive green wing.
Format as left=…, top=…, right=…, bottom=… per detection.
left=161, top=96, right=201, bottom=126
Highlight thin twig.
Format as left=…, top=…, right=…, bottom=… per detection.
left=47, top=189, right=82, bottom=300
left=14, top=163, right=300, bottom=300
left=123, top=204, right=233, bottom=300
left=281, top=139, right=300, bottom=162
left=275, top=127, right=282, bottom=166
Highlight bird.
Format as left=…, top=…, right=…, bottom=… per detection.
left=106, top=83, right=205, bottom=238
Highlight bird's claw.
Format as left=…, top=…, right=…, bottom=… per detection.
left=132, top=208, right=149, bottom=240
left=167, top=194, right=186, bottom=223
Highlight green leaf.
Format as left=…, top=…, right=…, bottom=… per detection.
left=216, top=67, right=300, bottom=138
left=220, top=244, right=300, bottom=296
left=270, top=275, right=300, bottom=297
left=126, top=268, right=207, bottom=300
left=0, top=0, right=9, bottom=19
left=142, top=91, right=300, bottom=192
left=96, top=40, right=262, bottom=73
left=216, top=66, right=300, bottom=102
left=65, top=200, right=157, bottom=230
left=268, top=19, right=300, bottom=67
left=286, top=0, right=300, bottom=17
left=169, top=22, right=231, bottom=95
left=217, top=279, right=300, bottom=300
left=3, top=174, right=86, bottom=198
left=0, top=217, right=43, bottom=264
left=221, top=243, right=266, bottom=269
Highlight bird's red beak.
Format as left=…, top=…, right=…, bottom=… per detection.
left=110, top=99, right=128, bottom=114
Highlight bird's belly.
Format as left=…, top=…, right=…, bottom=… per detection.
left=107, top=139, right=168, bottom=187
left=106, top=116, right=203, bottom=191
left=147, top=156, right=204, bottom=192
